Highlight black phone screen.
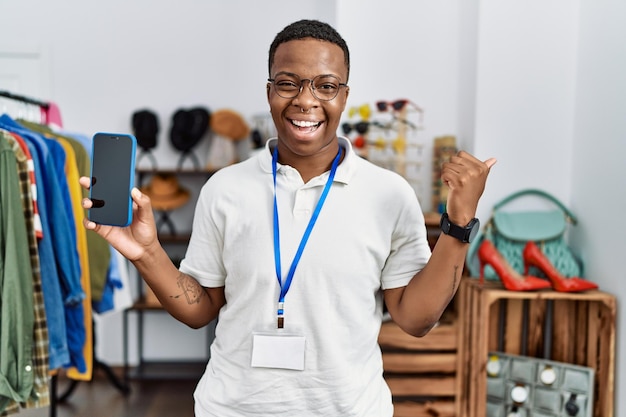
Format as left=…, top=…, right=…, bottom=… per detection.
left=88, top=132, right=136, bottom=226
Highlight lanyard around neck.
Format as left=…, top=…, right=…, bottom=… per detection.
left=272, top=146, right=342, bottom=328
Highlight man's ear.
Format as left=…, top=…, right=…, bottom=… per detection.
left=266, top=83, right=271, bottom=101
left=340, top=86, right=350, bottom=112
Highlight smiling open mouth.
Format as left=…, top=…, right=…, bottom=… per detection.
left=291, top=119, right=321, bottom=132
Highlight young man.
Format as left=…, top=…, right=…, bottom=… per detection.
left=82, top=19, right=495, bottom=417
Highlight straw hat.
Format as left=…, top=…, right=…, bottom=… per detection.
left=210, top=109, right=250, bottom=141
left=140, top=174, right=190, bottom=211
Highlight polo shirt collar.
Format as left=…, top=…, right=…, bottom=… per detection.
left=258, top=136, right=357, bottom=184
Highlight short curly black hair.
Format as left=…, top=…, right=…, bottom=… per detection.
left=268, top=19, right=350, bottom=82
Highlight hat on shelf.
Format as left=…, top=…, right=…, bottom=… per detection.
left=210, top=109, right=250, bottom=141
left=140, top=174, right=190, bottom=211
left=169, top=107, right=211, bottom=152
left=132, top=109, right=159, bottom=151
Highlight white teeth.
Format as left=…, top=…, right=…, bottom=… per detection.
left=292, top=120, right=320, bottom=127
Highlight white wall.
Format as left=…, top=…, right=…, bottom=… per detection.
left=570, top=0, right=626, bottom=410
left=337, top=0, right=463, bottom=208
left=1, top=0, right=625, bottom=414
left=472, top=0, right=580, bottom=215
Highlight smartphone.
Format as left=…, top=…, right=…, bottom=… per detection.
left=88, top=132, right=137, bottom=227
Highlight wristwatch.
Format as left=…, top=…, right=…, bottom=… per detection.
left=439, top=212, right=480, bottom=243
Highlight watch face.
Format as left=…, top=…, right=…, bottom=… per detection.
left=540, top=366, right=557, bottom=385
left=468, top=218, right=480, bottom=243
left=486, top=356, right=501, bottom=377
left=510, top=385, right=529, bottom=404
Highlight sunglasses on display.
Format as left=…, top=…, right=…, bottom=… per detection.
left=348, top=103, right=372, bottom=120
left=376, top=99, right=423, bottom=113
left=342, top=121, right=370, bottom=135
left=341, top=120, right=390, bottom=135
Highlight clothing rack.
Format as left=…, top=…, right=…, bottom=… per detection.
left=1, top=91, right=130, bottom=417
left=0, top=90, right=49, bottom=109
left=52, top=320, right=131, bottom=417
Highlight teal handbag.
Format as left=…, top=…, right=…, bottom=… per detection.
left=466, top=189, right=584, bottom=280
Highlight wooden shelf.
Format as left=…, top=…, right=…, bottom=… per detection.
left=393, top=400, right=455, bottom=417
left=378, top=317, right=459, bottom=416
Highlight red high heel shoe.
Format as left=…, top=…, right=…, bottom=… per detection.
left=523, top=242, right=598, bottom=292
left=478, top=240, right=552, bottom=291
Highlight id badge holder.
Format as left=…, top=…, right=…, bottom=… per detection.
left=251, top=330, right=306, bottom=371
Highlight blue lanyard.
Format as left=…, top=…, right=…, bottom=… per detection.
left=272, top=146, right=342, bottom=328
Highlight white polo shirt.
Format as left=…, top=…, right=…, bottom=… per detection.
left=180, top=137, right=431, bottom=417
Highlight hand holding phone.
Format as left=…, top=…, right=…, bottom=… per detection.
left=88, top=132, right=137, bottom=227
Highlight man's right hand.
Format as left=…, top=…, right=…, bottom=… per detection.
left=80, top=176, right=159, bottom=261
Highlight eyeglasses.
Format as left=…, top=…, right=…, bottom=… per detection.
left=268, top=73, right=348, bottom=101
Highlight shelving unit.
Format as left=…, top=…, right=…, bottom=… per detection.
left=123, top=168, right=215, bottom=381
left=122, top=301, right=215, bottom=381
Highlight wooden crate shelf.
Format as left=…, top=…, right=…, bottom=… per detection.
left=393, top=400, right=455, bottom=417
left=456, top=278, right=616, bottom=417
left=383, top=352, right=457, bottom=374
left=379, top=314, right=459, bottom=417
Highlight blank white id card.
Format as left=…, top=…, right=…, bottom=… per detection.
left=251, top=333, right=306, bottom=371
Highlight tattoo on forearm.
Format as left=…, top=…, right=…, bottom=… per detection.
left=448, top=265, right=460, bottom=302
left=169, top=273, right=204, bottom=304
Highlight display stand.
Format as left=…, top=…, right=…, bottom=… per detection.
left=123, top=168, right=216, bottom=381
left=49, top=320, right=130, bottom=417
left=456, top=278, right=616, bottom=417
left=58, top=321, right=131, bottom=399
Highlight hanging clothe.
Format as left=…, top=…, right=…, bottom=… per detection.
left=0, top=116, right=71, bottom=371
left=0, top=131, right=36, bottom=412
left=0, top=115, right=86, bottom=374
left=0, top=131, right=51, bottom=413
left=49, top=135, right=92, bottom=381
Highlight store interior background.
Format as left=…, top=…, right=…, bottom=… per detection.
left=1, top=0, right=624, bottom=413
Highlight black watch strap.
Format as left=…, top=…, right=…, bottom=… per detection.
left=439, top=212, right=480, bottom=243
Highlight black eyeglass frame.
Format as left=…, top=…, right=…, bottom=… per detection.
left=268, top=73, right=348, bottom=102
